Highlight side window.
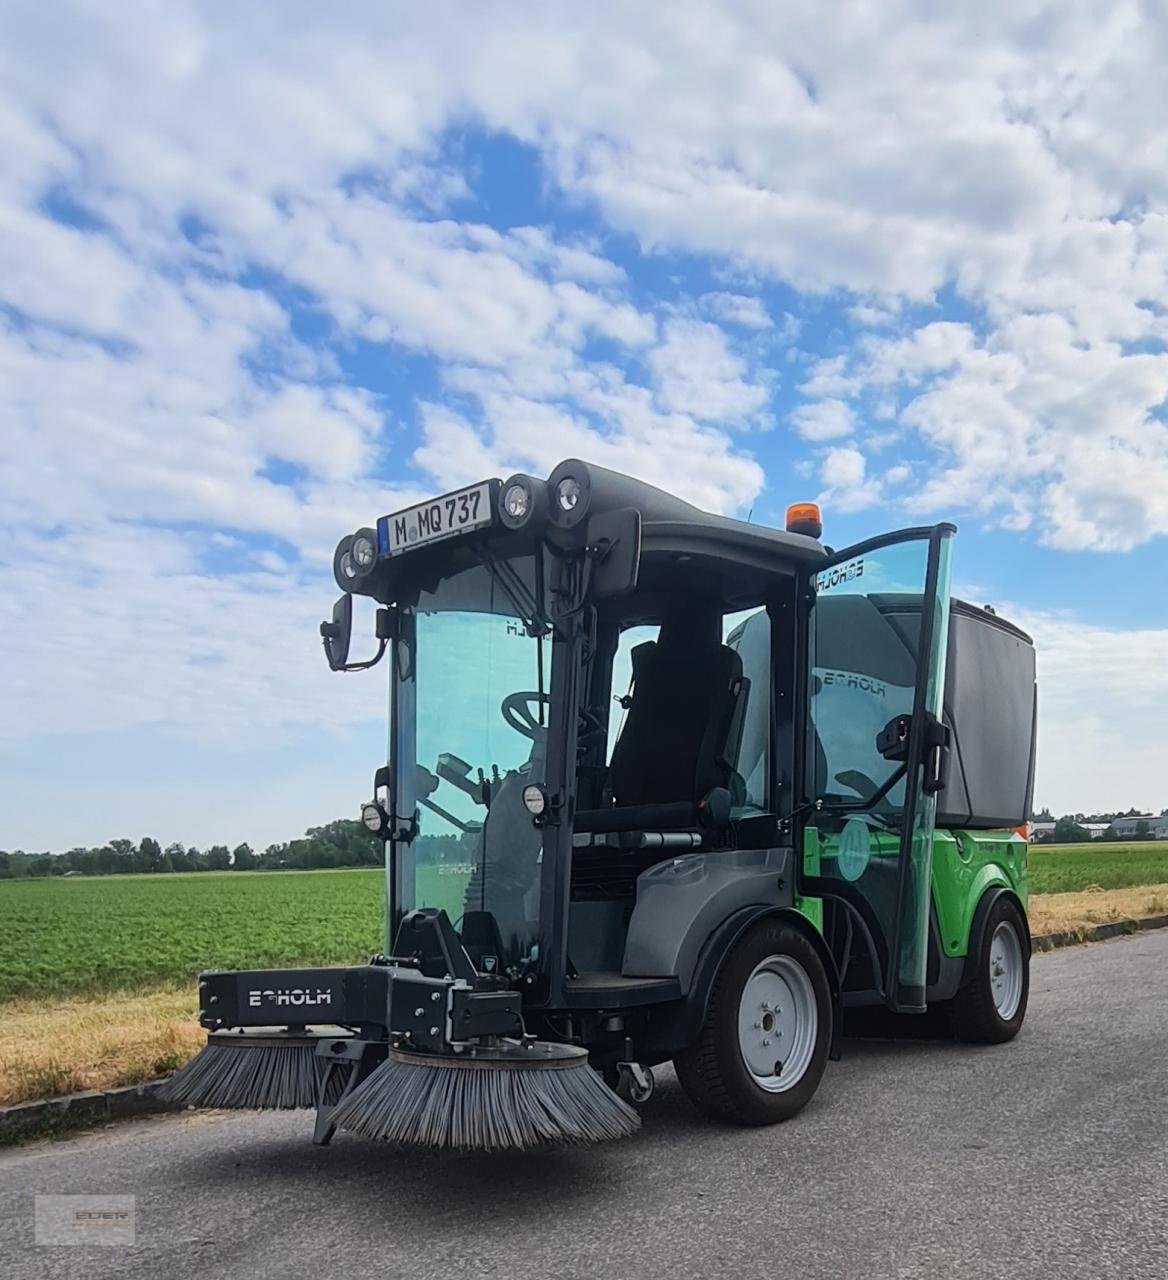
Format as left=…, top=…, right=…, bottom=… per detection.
left=806, top=541, right=928, bottom=813
left=724, top=608, right=771, bottom=815
left=606, top=625, right=659, bottom=763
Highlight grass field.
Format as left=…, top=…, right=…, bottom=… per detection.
left=0, top=868, right=387, bottom=1001
left=1026, top=841, right=1168, bottom=894
left=2, top=844, right=1165, bottom=1002
left=0, top=865, right=474, bottom=1002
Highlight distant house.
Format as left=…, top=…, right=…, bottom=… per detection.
left=1027, top=822, right=1055, bottom=843
left=1108, top=814, right=1168, bottom=840
left=1080, top=823, right=1111, bottom=840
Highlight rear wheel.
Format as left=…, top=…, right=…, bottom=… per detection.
left=675, top=919, right=832, bottom=1125
left=948, top=896, right=1029, bottom=1043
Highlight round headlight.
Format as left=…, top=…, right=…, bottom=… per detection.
left=361, top=801, right=384, bottom=833
left=338, top=550, right=357, bottom=582
left=351, top=532, right=377, bottom=571
left=556, top=477, right=581, bottom=512
left=522, top=784, right=548, bottom=817
left=503, top=482, right=531, bottom=521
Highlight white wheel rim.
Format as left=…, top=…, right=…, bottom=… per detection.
left=737, top=955, right=818, bottom=1093
left=989, top=921, right=1024, bottom=1020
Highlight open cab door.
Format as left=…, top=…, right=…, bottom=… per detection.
left=798, top=525, right=955, bottom=1013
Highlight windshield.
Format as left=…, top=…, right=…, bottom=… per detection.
left=393, top=555, right=550, bottom=978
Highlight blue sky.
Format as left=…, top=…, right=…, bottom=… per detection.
left=2, top=3, right=1167, bottom=852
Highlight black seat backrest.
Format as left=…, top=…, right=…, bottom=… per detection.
left=609, top=612, right=743, bottom=808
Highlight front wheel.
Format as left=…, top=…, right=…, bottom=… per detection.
left=675, top=919, right=832, bottom=1126
left=948, top=896, right=1030, bottom=1044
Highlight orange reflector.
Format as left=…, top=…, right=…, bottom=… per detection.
left=785, top=502, right=823, bottom=538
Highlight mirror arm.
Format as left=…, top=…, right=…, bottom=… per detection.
left=336, top=637, right=388, bottom=673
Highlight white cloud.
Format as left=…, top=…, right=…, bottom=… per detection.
left=817, top=445, right=881, bottom=512
left=816, top=315, right=1168, bottom=548
left=412, top=404, right=506, bottom=491
left=798, top=355, right=861, bottom=400
left=790, top=398, right=855, bottom=441
left=648, top=318, right=769, bottom=426
left=700, top=292, right=772, bottom=330
left=0, top=524, right=375, bottom=749
left=4, top=3, right=1163, bottom=556
left=413, top=367, right=764, bottom=515
left=1017, top=608, right=1168, bottom=815
left=848, top=300, right=901, bottom=328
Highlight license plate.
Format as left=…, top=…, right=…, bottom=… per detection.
left=381, top=481, right=493, bottom=555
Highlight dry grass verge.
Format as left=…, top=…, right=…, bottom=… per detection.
left=4, top=884, right=1168, bottom=1107
left=0, top=986, right=202, bottom=1107
left=1027, top=883, right=1168, bottom=939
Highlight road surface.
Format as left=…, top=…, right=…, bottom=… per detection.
left=3, top=931, right=1167, bottom=1279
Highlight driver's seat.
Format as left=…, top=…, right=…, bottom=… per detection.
left=575, top=612, right=745, bottom=834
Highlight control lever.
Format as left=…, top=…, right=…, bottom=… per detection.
left=436, top=753, right=484, bottom=800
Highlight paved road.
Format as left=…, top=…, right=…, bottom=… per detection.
left=3, top=932, right=1167, bottom=1280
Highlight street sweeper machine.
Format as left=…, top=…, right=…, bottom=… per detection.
left=168, top=459, right=1037, bottom=1151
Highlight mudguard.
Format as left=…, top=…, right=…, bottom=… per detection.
left=639, top=905, right=841, bottom=1064
left=960, top=885, right=1030, bottom=988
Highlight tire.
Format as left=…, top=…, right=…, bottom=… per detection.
left=948, top=895, right=1029, bottom=1044
left=674, top=919, right=832, bottom=1126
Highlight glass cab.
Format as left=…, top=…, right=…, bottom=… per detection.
left=388, top=549, right=554, bottom=985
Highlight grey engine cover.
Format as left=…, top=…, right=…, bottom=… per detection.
left=621, top=847, right=791, bottom=989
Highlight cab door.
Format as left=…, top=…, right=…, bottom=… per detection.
left=797, top=525, right=955, bottom=1013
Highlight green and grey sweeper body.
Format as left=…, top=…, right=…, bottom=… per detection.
left=168, top=459, right=1036, bottom=1150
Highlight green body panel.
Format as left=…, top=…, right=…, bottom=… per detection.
left=801, top=825, right=1029, bottom=958
left=931, top=828, right=1029, bottom=957
left=795, top=827, right=823, bottom=931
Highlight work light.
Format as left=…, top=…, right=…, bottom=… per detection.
left=498, top=473, right=546, bottom=530
left=522, top=784, right=548, bottom=817
left=504, top=483, right=530, bottom=521
left=545, top=460, right=592, bottom=530
left=361, top=801, right=386, bottom=834
left=556, top=476, right=581, bottom=512
left=342, top=527, right=378, bottom=580
left=351, top=532, right=377, bottom=570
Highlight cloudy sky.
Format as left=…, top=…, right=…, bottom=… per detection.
left=3, top=2, right=1167, bottom=853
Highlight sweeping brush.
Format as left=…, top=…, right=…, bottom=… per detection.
left=331, top=1041, right=640, bottom=1151
left=163, top=1029, right=348, bottom=1111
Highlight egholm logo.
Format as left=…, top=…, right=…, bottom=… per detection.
left=247, top=987, right=333, bottom=1008
left=816, top=558, right=864, bottom=592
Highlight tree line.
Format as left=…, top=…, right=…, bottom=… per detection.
left=0, top=821, right=465, bottom=879
left=1030, top=806, right=1168, bottom=844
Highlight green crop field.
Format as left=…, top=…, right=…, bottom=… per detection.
left=1026, top=841, right=1168, bottom=894
left=0, top=866, right=465, bottom=1003
left=2, top=843, right=1165, bottom=1003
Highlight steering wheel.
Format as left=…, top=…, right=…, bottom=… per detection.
left=501, top=691, right=550, bottom=740
left=835, top=769, right=880, bottom=802
left=833, top=768, right=898, bottom=819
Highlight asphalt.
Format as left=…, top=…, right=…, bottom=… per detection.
left=2, top=932, right=1166, bottom=1280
